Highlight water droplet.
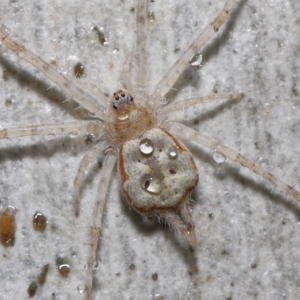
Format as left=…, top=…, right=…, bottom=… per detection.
left=93, top=260, right=99, bottom=270
left=168, top=146, right=178, bottom=159
left=86, top=122, right=101, bottom=138
left=141, top=174, right=162, bottom=194
left=57, top=264, right=71, bottom=278
left=213, top=150, right=226, bottom=163
left=139, top=138, right=154, bottom=155
left=43, top=134, right=55, bottom=141
left=0, top=207, right=16, bottom=247
left=117, top=110, right=129, bottom=121
left=189, top=53, right=202, bottom=66
left=77, top=285, right=86, bottom=294
left=27, top=281, right=38, bottom=298
left=37, top=264, right=49, bottom=285
left=68, top=131, right=78, bottom=138
left=129, top=264, right=135, bottom=270
left=33, top=212, right=47, bottom=232
left=147, top=12, right=156, bottom=29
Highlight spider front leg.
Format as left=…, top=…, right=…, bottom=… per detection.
left=164, top=121, right=300, bottom=203
left=85, top=151, right=117, bottom=300
left=151, top=0, right=237, bottom=105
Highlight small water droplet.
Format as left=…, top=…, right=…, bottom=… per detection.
left=44, top=134, right=55, bottom=141
left=57, top=264, right=71, bottom=278
left=213, top=150, right=226, bottom=163
left=93, top=260, right=99, bottom=270
left=27, top=281, right=38, bottom=298
left=77, top=285, right=86, bottom=294
left=33, top=212, right=47, bottom=232
left=189, top=53, right=202, bottom=66
left=139, top=138, right=154, bottom=155
left=117, top=110, right=129, bottom=121
left=0, top=207, right=16, bottom=247
left=86, top=122, right=101, bottom=138
left=68, top=131, right=78, bottom=138
left=37, top=264, right=49, bottom=285
left=168, top=146, right=178, bottom=159
left=141, top=174, right=162, bottom=194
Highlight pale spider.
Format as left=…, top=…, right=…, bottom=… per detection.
left=0, top=0, right=300, bottom=299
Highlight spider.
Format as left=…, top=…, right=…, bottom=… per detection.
left=0, top=0, right=300, bottom=299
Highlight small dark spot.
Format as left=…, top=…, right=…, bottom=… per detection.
left=208, top=213, right=214, bottom=219
left=129, top=264, right=135, bottom=270
left=221, top=249, right=228, bottom=255
left=130, top=7, right=135, bottom=13
left=251, top=263, right=257, bottom=269
left=144, top=180, right=150, bottom=190
left=27, top=281, right=38, bottom=298
left=169, top=168, right=176, bottom=175
left=113, top=104, right=118, bottom=109
left=130, top=97, right=133, bottom=102
left=92, top=26, right=107, bottom=45
left=152, top=273, right=158, bottom=281
left=121, top=93, right=125, bottom=97
left=5, top=99, right=12, bottom=107
left=115, top=272, right=121, bottom=276
left=74, top=62, right=85, bottom=78
left=85, top=134, right=94, bottom=144
left=38, top=264, right=49, bottom=285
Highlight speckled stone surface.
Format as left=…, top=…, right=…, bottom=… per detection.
left=0, top=0, right=300, bottom=299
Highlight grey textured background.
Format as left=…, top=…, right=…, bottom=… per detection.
left=0, top=0, right=300, bottom=299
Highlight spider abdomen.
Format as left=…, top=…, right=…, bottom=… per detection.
left=118, top=127, right=198, bottom=246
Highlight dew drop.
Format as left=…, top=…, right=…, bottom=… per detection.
left=57, top=264, right=71, bottom=278
left=68, top=131, right=78, bottom=138
left=117, top=110, right=129, bottom=121
left=213, top=150, right=226, bottom=164
left=189, top=53, right=202, bottom=66
left=43, top=134, right=55, bottom=141
left=168, top=146, right=178, bottom=159
left=93, top=260, right=99, bottom=270
left=33, top=212, right=47, bottom=233
left=27, top=281, right=38, bottom=298
left=77, top=285, right=86, bottom=294
left=86, top=122, right=101, bottom=138
left=37, top=264, right=49, bottom=285
left=56, top=257, right=71, bottom=278
left=147, top=12, right=156, bottom=29
left=0, top=207, right=16, bottom=247
left=139, top=138, right=154, bottom=155
left=141, top=174, right=162, bottom=194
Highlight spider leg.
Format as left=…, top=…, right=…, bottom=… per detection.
left=151, top=0, right=237, bottom=103
left=74, top=140, right=109, bottom=216
left=0, top=26, right=106, bottom=120
left=160, top=93, right=243, bottom=116
left=85, top=151, right=117, bottom=300
left=0, top=121, right=102, bottom=139
left=164, top=121, right=300, bottom=203
left=132, top=0, right=148, bottom=92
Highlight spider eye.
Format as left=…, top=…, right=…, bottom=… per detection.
left=130, top=97, right=133, bottom=102
left=121, top=94, right=125, bottom=97
left=113, top=104, right=118, bottom=109
left=115, top=96, right=119, bottom=100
